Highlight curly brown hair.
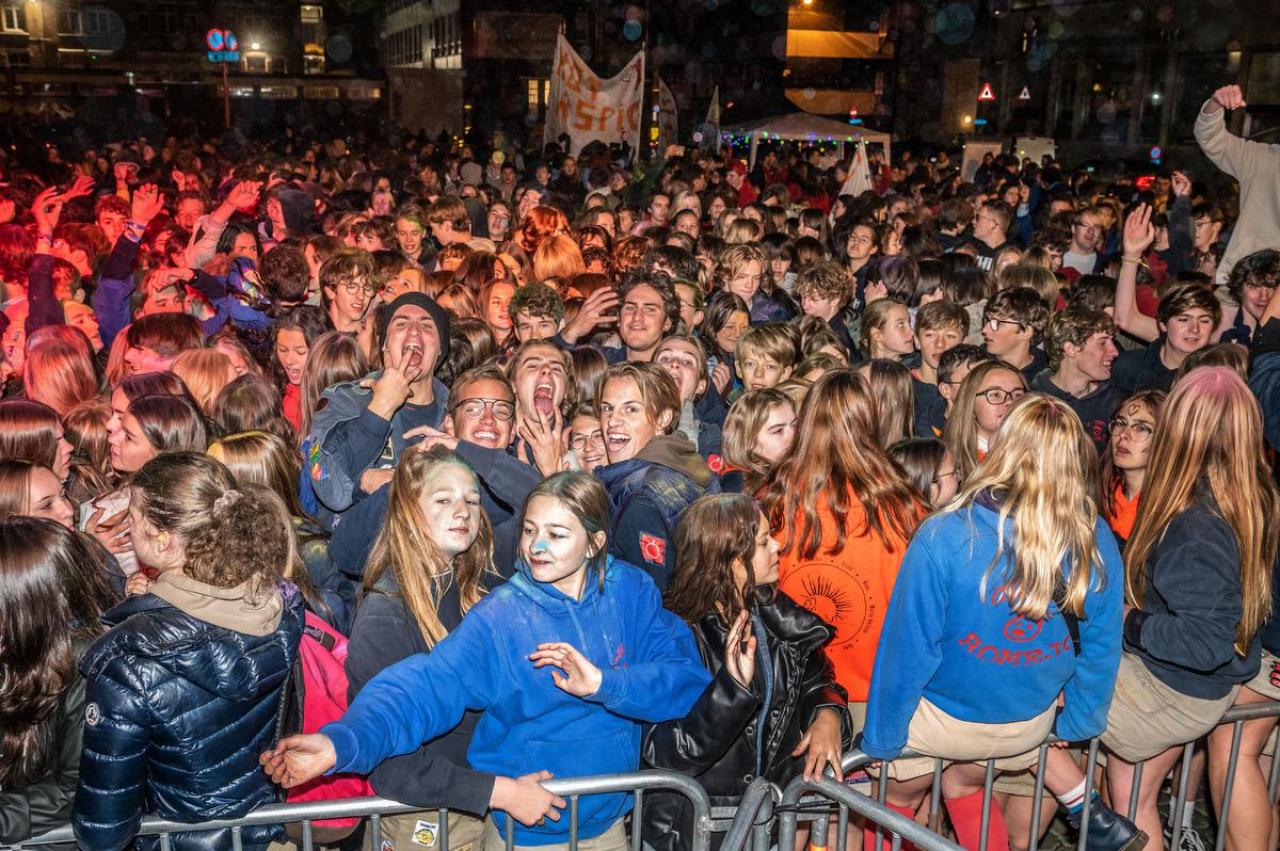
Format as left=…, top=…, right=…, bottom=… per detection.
left=130, top=452, right=287, bottom=592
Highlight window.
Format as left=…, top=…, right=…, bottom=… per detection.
left=2, top=5, right=26, bottom=33
left=304, top=53, right=325, bottom=75
left=300, top=5, right=323, bottom=24
left=527, top=78, right=549, bottom=116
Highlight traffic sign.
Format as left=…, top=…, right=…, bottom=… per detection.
left=978, top=83, right=995, bottom=101
left=1018, top=86, right=1031, bottom=101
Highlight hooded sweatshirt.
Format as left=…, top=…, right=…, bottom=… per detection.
left=595, top=433, right=719, bottom=590
left=322, top=556, right=710, bottom=846
left=860, top=502, right=1124, bottom=762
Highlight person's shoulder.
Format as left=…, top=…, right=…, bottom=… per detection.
left=1159, top=499, right=1238, bottom=563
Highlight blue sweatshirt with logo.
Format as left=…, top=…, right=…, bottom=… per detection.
left=322, top=555, right=710, bottom=845
left=860, top=501, right=1124, bottom=761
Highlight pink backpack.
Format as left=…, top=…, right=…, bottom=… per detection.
left=278, top=611, right=375, bottom=831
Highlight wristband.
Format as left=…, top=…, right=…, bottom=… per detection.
left=1120, top=257, right=1141, bottom=265
left=36, top=233, right=53, bottom=244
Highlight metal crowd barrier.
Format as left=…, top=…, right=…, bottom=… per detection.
left=12, top=701, right=1280, bottom=851
left=14, top=770, right=714, bottom=851
left=834, top=700, right=1280, bottom=851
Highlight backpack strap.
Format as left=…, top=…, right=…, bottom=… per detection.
left=1053, top=580, right=1082, bottom=657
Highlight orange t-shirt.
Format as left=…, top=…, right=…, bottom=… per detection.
left=1108, top=483, right=1140, bottom=544
left=777, top=492, right=914, bottom=702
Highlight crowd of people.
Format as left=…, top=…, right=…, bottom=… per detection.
left=2, top=81, right=1280, bottom=851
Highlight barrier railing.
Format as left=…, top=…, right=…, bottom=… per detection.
left=14, top=770, right=714, bottom=851
left=835, top=700, right=1280, bottom=851
left=12, top=702, right=1280, bottom=851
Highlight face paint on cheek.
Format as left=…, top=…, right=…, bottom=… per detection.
left=531, top=539, right=551, bottom=555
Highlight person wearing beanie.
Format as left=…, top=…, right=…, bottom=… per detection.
left=305, top=293, right=453, bottom=515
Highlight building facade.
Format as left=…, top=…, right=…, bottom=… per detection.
left=0, top=0, right=385, bottom=137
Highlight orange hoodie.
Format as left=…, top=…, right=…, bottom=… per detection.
left=777, top=491, right=913, bottom=702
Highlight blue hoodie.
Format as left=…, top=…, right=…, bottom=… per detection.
left=321, top=555, right=710, bottom=845
left=860, top=501, right=1124, bottom=761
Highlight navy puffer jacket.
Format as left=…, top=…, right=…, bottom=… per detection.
left=73, top=583, right=305, bottom=851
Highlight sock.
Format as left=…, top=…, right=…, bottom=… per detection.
left=1180, top=799, right=1196, bottom=829
left=944, top=791, right=1010, bottom=851
left=864, top=802, right=919, bottom=851
left=1055, top=779, right=1090, bottom=815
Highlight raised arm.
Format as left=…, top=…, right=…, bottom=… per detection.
left=1194, top=85, right=1267, bottom=181
left=1115, top=205, right=1160, bottom=343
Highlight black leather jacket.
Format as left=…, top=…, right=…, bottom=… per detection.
left=641, top=591, right=850, bottom=851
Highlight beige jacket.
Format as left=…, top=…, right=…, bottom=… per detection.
left=1194, top=101, right=1280, bottom=284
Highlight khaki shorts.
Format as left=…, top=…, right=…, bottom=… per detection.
left=1246, top=649, right=1280, bottom=703
left=1101, top=653, right=1238, bottom=763
left=873, top=698, right=1056, bottom=781
left=481, top=817, right=627, bottom=851
left=848, top=701, right=868, bottom=734
left=367, top=810, right=487, bottom=851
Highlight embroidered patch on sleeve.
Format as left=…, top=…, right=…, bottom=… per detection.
left=706, top=453, right=725, bottom=474
left=639, top=532, right=666, bottom=565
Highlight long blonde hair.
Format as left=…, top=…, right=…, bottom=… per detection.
left=1125, top=367, right=1278, bottom=654
left=363, top=446, right=494, bottom=648
left=950, top=394, right=1103, bottom=619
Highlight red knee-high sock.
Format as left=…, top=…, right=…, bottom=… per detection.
left=943, top=791, right=1009, bottom=851
left=863, top=802, right=920, bottom=851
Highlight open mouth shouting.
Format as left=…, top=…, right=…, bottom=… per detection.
left=533, top=381, right=556, bottom=416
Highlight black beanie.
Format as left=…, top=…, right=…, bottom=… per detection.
left=377, top=292, right=452, bottom=368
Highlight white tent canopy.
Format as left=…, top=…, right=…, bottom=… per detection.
left=720, top=113, right=892, bottom=168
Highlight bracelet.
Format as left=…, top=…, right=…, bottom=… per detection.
left=125, top=219, right=146, bottom=231
left=1120, top=257, right=1141, bottom=265
left=36, top=233, right=53, bottom=243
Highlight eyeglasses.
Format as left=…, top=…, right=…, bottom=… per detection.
left=932, top=469, right=958, bottom=484
left=339, top=281, right=378, bottom=297
left=985, top=317, right=1023, bottom=332
left=453, top=398, right=516, bottom=421
left=1109, top=417, right=1154, bottom=442
left=975, top=387, right=1026, bottom=405
left=569, top=430, right=605, bottom=451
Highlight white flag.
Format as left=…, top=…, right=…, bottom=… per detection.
left=839, top=138, right=873, bottom=197
left=544, top=34, right=645, bottom=154
left=656, top=76, right=678, bottom=152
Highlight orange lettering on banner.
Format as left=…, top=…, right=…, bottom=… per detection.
left=626, top=102, right=641, bottom=134
left=573, top=98, right=596, bottom=131
left=556, top=93, right=571, bottom=127
left=596, top=105, right=616, bottom=132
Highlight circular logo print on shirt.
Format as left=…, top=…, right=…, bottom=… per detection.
left=787, top=561, right=873, bottom=650
left=1003, top=615, right=1044, bottom=643
left=85, top=702, right=101, bottom=726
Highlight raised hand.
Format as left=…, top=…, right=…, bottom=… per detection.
left=260, top=734, right=337, bottom=788
left=32, top=186, right=64, bottom=235
left=1211, top=84, right=1246, bottom=112
left=723, top=608, right=757, bottom=689
left=1171, top=171, right=1192, bottom=198
left=1121, top=203, right=1155, bottom=260
left=529, top=642, right=602, bottom=697
left=86, top=504, right=132, bottom=555
left=560, top=287, right=619, bottom=343
left=225, top=180, right=264, bottom=211
left=131, top=183, right=165, bottom=224
left=63, top=174, right=97, bottom=201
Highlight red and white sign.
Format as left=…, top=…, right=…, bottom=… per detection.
left=978, top=83, right=996, bottom=101
left=545, top=34, right=645, bottom=153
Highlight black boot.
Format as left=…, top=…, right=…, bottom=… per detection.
left=1065, top=802, right=1148, bottom=851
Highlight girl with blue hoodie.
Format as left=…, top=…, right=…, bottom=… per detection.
left=262, top=471, right=710, bottom=850
left=861, top=395, right=1132, bottom=851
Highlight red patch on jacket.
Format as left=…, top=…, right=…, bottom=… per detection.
left=639, top=533, right=666, bottom=565
left=706, top=453, right=725, bottom=475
